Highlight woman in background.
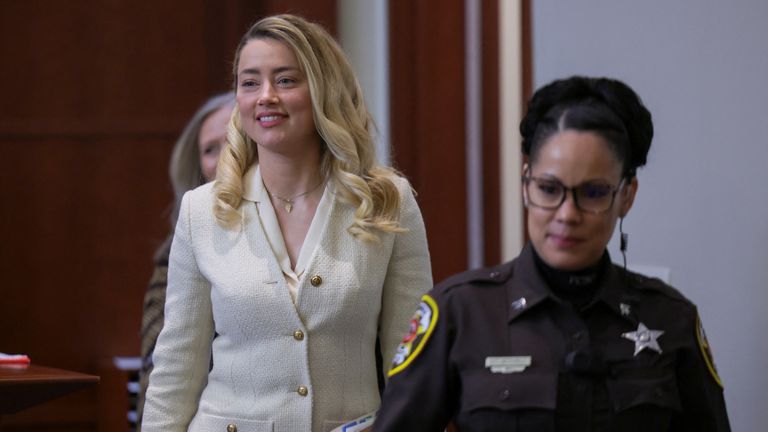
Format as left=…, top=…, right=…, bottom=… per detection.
left=136, top=92, right=234, bottom=426
left=374, top=76, right=730, bottom=431
left=142, top=14, right=432, bottom=432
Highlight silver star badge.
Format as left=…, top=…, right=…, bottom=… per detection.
left=622, top=322, right=664, bottom=356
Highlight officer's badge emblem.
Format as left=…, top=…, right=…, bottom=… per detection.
left=388, top=294, right=438, bottom=376
left=619, top=302, right=631, bottom=316
left=696, top=314, right=723, bottom=388
left=622, top=322, right=664, bottom=355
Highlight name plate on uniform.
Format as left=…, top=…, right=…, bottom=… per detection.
left=485, top=356, right=532, bottom=373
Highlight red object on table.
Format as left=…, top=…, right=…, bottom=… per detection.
left=0, top=355, right=30, bottom=366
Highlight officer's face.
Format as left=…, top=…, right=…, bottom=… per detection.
left=525, top=130, right=637, bottom=271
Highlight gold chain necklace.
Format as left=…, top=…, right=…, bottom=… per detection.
left=265, top=181, right=324, bottom=213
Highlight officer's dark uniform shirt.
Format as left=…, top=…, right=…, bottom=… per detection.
left=374, top=244, right=730, bottom=431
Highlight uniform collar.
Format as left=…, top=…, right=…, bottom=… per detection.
left=506, top=244, right=554, bottom=322
left=591, top=263, right=641, bottom=325
left=506, top=244, right=639, bottom=325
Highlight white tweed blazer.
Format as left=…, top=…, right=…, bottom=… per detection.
left=142, top=174, right=432, bottom=432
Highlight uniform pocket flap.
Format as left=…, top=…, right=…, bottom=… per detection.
left=190, top=412, right=274, bottom=432
left=462, top=370, right=558, bottom=412
left=606, top=373, right=682, bottom=413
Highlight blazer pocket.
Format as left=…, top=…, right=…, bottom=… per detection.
left=190, top=412, right=274, bottom=432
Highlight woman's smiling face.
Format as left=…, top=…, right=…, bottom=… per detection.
left=235, top=38, right=320, bottom=157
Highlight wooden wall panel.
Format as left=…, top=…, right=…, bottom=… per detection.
left=521, top=0, right=534, bottom=107
left=0, top=139, right=173, bottom=431
left=1, top=2, right=213, bottom=136
left=390, top=0, right=468, bottom=282
left=390, top=1, right=502, bottom=281
left=521, top=0, right=533, bottom=243
left=256, top=0, right=337, bottom=34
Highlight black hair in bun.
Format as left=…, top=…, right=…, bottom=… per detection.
left=520, top=76, right=653, bottom=178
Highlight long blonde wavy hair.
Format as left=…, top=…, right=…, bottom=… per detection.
left=213, top=14, right=404, bottom=242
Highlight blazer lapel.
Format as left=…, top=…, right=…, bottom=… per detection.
left=242, top=200, right=300, bottom=313
left=294, top=189, right=342, bottom=310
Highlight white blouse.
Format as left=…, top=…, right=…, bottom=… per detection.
left=242, top=166, right=332, bottom=304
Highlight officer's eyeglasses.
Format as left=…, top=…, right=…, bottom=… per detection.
left=522, top=175, right=625, bottom=214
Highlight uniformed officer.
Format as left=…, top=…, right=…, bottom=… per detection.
left=374, top=76, right=730, bottom=431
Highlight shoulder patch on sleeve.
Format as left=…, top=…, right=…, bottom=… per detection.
left=696, top=314, right=723, bottom=388
left=388, top=294, right=439, bottom=377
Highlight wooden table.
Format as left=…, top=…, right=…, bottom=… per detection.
left=0, top=364, right=99, bottom=427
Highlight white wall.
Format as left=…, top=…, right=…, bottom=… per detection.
left=338, top=0, right=390, bottom=166
left=500, top=0, right=525, bottom=261
left=533, top=1, right=768, bottom=429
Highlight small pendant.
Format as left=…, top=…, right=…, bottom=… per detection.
left=285, top=202, right=293, bottom=213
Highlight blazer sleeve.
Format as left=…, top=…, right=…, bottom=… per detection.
left=141, top=191, right=215, bottom=431
left=378, top=177, right=433, bottom=375
left=137, top=239, right=170, bottom=426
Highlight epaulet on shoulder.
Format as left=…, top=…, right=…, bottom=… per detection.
left=432, top=260, right=514, bottom=296
left=626, top=269, right=691, bottom=304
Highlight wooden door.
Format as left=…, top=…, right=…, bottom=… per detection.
left=389, top=0, right=504, bottom=282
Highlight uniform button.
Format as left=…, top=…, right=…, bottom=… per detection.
left=499, top=388, right=510, bottom=401
left=310, top=275, right=323, bottom=286
left=573, top=332, right=584, bottom=341
left=297, top=385, right=309, bottom=396
left=293, top=330, right=305, bottom=341
left=226, top=424, right=237, bottom=432
left=490, top=271, right=501, bottom=278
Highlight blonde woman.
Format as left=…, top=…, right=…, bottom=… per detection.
left=137, top=91, right=234, bottom=427
left=142, top=14, right=432, bottom=432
